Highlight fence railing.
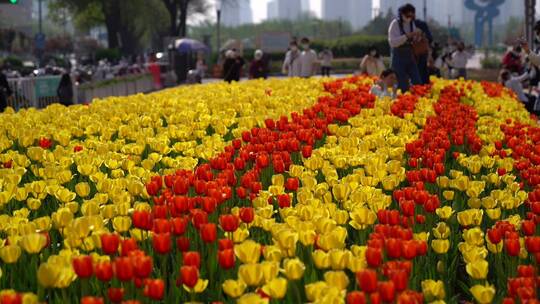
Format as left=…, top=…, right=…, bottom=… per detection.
left=6, top=73, right=154, bottom=110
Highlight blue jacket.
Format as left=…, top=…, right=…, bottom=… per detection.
left=414, top=20, right=433, bottom=43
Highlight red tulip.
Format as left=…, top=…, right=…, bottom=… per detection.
left=152, top=205, right=168, bottom=219
left=153, top=219, right=171, bottom=234
left=73, top=255, right=93, bottom=278
left=39, top=137, right=52, bottom=149
left=114, top=257, right=134, bottom=282
left=132, top=210, right=153, bottom=230
left=95, top=260, right=114, bottom=282
left=132, top=255, right=153, bottom=278
left=487, top=228, right=502, bottom=244
left=525, top=236, right=540, bottom=253
left=171, top=216, right=189, bottom=236
left=152, top=233, right=172, bottom=254
left=505, top=238, right=520, bottom=256
left=239, top=207, right=254, bottom=223
left=183, top=251, right=201, bottom=269
left=202, top=197, right=217, bottom=213
left=232, top=139, right=242, bottom=149
left=180, top=265, right=199, bottom=288
left=357, top=269, right=378, bottom=293
left=346, top=291, right=367, bottom=304
left=521, top=220, right=536, bottom=236
left=517, top=265, right=535, bottom=277
left=365, top=247, right=382, bottom=267
left=191, top=210, right=209, bottom=229
left=218, top=238, right=234, bottom=250
left=200, top=223, right=217, bottom=243
left=219, top=214, right=239, bottom=232
left=107, top=288, right=124, bottom=303
left=144, top=279, right=165, bottom=301
left=369, top=292, right=381, bottom=304
left=401, top=240, right=417, bottom=260
left=145, top=181, right=160, bottom=196
left=277, top=194, right=291, bottom=208
left=176, top=236, right=190, bottom=252
left=101, top=233, right=120, bottom=255
left=378, top=281, right=396, bottom=302
left=385, top=238, right=402, bottom=259
left=0, top=293, right=22, bottom=304
left=81, top=297, right=104, bottom=304
left=74, top=145, right=83, bottom=152
left=388, top=270, right=408, bottom=291
left=285, top=177, right=299, bottom=191
left=120, top=238, right=138, bottom=256
left=236, top=186, right=248, bottom=198
left=218, top=249, right=235, bottom=269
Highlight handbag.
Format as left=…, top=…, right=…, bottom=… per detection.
left=413, top=35, right=429, bottom=57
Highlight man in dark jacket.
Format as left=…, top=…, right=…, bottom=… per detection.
left=223, top=49, right=245, bottom=83
left=0, top=70, right=12, bottom=112
left=414, top=19, right=433, bottom=84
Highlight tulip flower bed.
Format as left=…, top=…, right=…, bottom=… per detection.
left=0, top=76, right=539, bottom=304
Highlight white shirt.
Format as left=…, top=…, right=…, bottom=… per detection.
left=504, top=72, right=529, bottom=103
left=300, top=49, right=317, bottom=77
left=370, top=83, right=397, bottom=99
left=388, top=19, right=416, bottom=48
left=450, top=50, right=471, bottom=69
left=320, top=51, right=333, bottom=67
left=282, top=50, right=302, bottom=77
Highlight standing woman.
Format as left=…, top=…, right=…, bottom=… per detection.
left=360, top=46, right=385, bottom=76
left=388, top=3, right=422, bottom=92
left=57, top=73, right=73, bottom=106
left=282, top=40, right=302, bottom=77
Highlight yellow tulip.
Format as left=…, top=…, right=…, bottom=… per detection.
left=260, top=261, right=280, bottom=283
left=332, top=183, right=349, bottom=201
left=112, top=216, right=132, bottom=233
left=263, top=245, right=282, bottom=262
left=234, top=240, right=261, bottom=264
left=261, top=277, right=288, bottom=299
left=305, top=281, right=328, bottom=302
left=312, top=250, right=330, bottom=269
left=37, top=262, right=61, bottom=288
left=466, top=259, right=489, bottom=279
left=349, top=207, right=377, bottom=230
left=283, top=258, right=305, bottom=280
left=22, top=293, right=38, bottom=304
left=435, top=206, right=454, bottom=220
left=323, top=271, right=349, bottom=290
left=421, top=280, right=446, bottom=301
left=299, top=229, right=316, bottom=246
left=52, top=207, right=73, bottom=228
left=432, top=222, right=450, bottom=239
left=431, top=239, right=450, bottom=254
left=183, top=279, right=208, bottom=293
left=222, top=279, right=246, bottom=298
left=238, top=263, right=263, bottom=286
left=462, top=227, right=484, bottom=246
left=442, top=190, right=454, bottom=200
left=470, top=284, right=495, bottom=304
left=0, top=245, right=21, bottom=263
left=75, top=182, right=91, bottom=198
left=19, top=233, right=47, bottom=254
left=237, top=293, right=269, bottom=304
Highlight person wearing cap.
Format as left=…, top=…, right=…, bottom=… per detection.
left=223, top=49, right=245, bottom=83
left=249, top=49, right=268, bottom=79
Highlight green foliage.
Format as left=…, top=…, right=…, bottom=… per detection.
left=95, top=48, right=121, bottom=62
left=1, top=56, right=23, bottom=68
left=190, top=14, right=354, bottom=47
left=481, top=56, right=501, bottom=69
left=312, top=35, right=389, bottom=58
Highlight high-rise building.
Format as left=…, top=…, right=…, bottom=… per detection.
left=267, top=0, right=303, bottom=20
left=222, top=0, right=252, bottom=27
left=321, top=0, right=372, bottom=30
left=267, top=0, right=279, bottom=20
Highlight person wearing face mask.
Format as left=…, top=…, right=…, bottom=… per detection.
left=502, top=45, right=524, bottom=74
left=448, top=42, right=472, bottom=79
left=223, top=49, right=245, bottom=83
left=282, top=40, right=302, bottom=77
left=299, top=37, right=318, bottom=77
left=360, top=46, right=385, bottom=76
left=388, top=3, right=422, bottom=92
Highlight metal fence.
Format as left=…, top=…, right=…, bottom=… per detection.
left=6, top=73, right=154, bottom=110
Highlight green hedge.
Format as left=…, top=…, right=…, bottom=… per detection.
left=312, top=35, right=389, bottom=58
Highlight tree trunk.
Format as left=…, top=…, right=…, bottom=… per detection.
left=178, top=0, right=189, bottom=37
left=101, top=0, right=121, bottom=49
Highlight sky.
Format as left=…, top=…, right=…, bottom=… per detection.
left=250, top=0, right=381, bottom=23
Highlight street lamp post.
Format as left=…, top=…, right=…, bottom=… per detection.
left=525, top=0, right=536, bottom=46
left=216, top=0, right=222, bottom=58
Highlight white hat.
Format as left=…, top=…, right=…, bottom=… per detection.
left=254, top=49, right=263, bottom=60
